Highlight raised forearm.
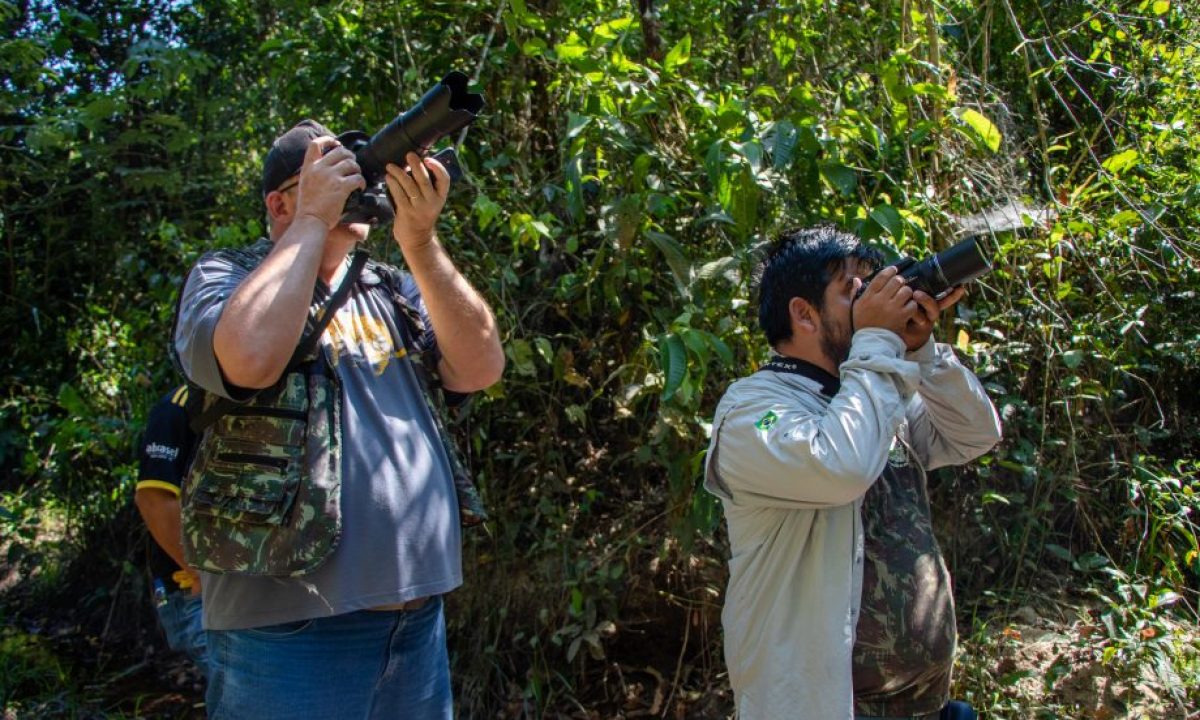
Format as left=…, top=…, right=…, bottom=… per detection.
left=401, top=236, right=504, bottom=392
left=212, top=218, right=327, bottom=388
left=908, top=343, right=1002, bottom=468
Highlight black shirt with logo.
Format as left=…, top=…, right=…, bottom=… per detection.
left=136, top=385, right=198, bottom=593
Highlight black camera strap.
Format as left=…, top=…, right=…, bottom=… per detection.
left=189, top=249, right=369, bottom=434
left=759, top=356, right=841, bottom=398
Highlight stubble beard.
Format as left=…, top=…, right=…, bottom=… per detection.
left=819, top=310, right=853, bottom=370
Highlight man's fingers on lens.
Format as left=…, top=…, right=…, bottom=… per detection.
left=407, top=152, right=433, bottom=189
left=864, top=270, right=904, bottom=299
left=914, top=291, right=939, bottom=320
left=384, top=174, right=410, bottom=205
left=387, top=162, right=421, bottom=202
left=424, top=157, right=451, bottom=198
left=938, top=286, right=967, bottom=310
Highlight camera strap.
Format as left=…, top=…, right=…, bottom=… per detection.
left=188, top=249, right=369, bottom=434
left=759, top=356, right=841, bottom=398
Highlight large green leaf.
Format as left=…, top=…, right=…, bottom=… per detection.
left=646, top=230, right=693, bottom=297
left=819, top=162, right=858, bottom=196
left=868, top=204, right=904, bottom=241
left=771, top=120, right=798, bottom=170
left=659, top=334, right=687, bottom=401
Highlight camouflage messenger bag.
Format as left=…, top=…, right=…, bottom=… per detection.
left=175, top=247, right=368, bottom=576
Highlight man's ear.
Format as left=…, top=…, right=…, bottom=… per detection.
left=264, top=190, right=291, bottom=224
left=788, top=297, right=819, bottom=336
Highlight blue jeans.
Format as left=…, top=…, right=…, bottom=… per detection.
left=857, top=701, right=977, bottom=720
left=155, top=588, right=210, bottom=679
left=205, top=596, right=451, bottom=720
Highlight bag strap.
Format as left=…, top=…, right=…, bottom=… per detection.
left=188, top=249, right=369, bottom=434
left=289, top=249, right=370, bottom=365
left=374, top=265, right=486, bottom=525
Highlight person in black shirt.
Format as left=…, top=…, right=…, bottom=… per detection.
left=135, top=384, right=208, bottom=678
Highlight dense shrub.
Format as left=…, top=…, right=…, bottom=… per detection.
left=2, top=0, right=1197, bottom=715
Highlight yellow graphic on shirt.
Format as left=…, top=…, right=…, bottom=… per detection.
left=323, top=306, right=407, bottom=376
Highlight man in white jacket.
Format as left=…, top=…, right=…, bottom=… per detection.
left=704, top=226, right=1001, bottom=720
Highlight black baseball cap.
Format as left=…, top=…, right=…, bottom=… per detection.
left=261, top=119, right=334, bottom=196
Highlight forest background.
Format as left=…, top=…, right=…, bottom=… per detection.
left=2, top=0, right=1198, bottom=718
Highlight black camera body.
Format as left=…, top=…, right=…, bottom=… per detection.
left=860, top=236, right=992, bottom=299
left=337, top=71, right=485, bottom=226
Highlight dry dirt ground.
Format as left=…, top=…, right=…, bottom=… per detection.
left=952, top=608, right=1198, bottom=720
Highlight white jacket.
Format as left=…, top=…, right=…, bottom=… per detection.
left=705, top=329, right=1001, bottom=720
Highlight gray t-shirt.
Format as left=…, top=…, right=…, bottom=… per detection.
left=175, top=241, right=462, bottom=631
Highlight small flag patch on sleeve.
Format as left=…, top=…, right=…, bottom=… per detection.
left=755, top=410, right=779, bottom=432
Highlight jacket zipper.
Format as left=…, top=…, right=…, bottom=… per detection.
left=216, top=452, right=290, bottom=472
left=228, top=406, right=306, bottom=421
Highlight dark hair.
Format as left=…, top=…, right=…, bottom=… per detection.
left=756, top=226, right=882, bottom=346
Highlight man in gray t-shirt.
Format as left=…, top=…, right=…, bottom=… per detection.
left=174, top=119, right=504, bottom=719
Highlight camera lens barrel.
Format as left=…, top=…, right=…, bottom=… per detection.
left=338, top=72, right=485, bottom=226
left=934, top=237, right=992, bottom=292
left=899, top=237, right=991, bottom=297
left=357, top=71, right=484, bottom=183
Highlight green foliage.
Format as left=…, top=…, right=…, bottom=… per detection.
left=1, top=0, right=1199, bottom=716
left=0, top=625, right=69, bottom=711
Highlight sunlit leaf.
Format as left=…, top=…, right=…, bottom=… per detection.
left=697, top=256, right=739, bottom=283
left=981, top=491, right=1011, bottom=505
left=952, top=107, right=1002, bottom=153
left=522, top=38, right=548, bottom=56
left=664, top=35, right=691, bottom=72
left=594, top=17, right=634, bottom=41
left=555, top=33, right=588, bottom=61
left=1102, top=149, right=1140, bottom=176
left=472, top=194, right=503, bottom=231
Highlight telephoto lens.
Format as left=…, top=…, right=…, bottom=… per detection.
left=338, top=71, right=485, bottom=226
left=898, top=236, right=992, bottom=297
left=859, top=237, right=992, bottom=299
left=356, top=71, right=484, bottom=183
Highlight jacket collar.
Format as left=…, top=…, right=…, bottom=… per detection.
left=759, top=354, right=841, bottom=398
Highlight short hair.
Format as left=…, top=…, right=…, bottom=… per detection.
left=756, top=226, right=882, bottom=346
